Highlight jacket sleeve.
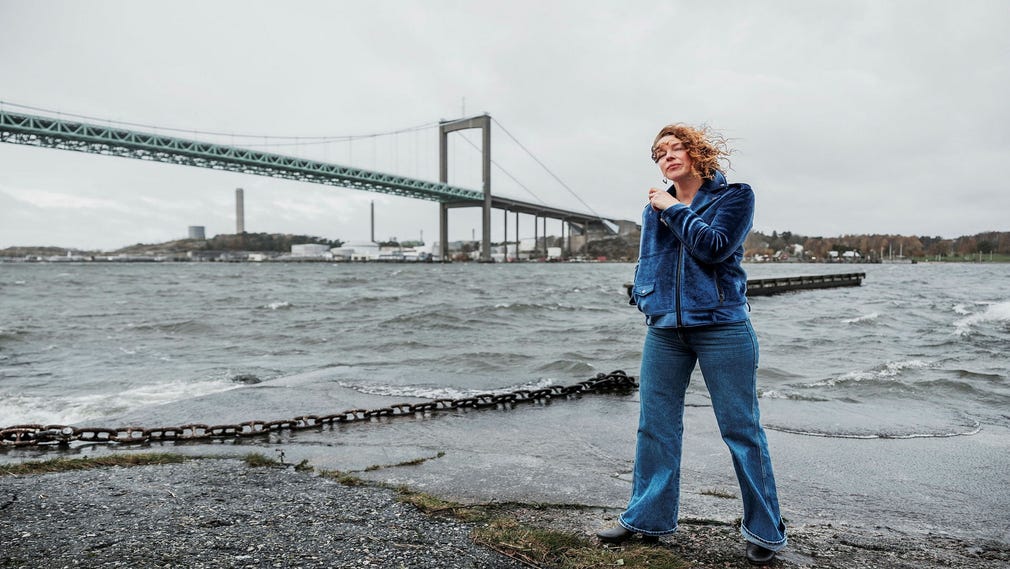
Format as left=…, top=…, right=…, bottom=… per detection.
left=659, top=186, right=754, bottom=264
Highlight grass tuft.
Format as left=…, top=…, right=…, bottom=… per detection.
left=396, top=491, right=485, bottom=522
left=473, top=517, right=688, bottom=569
left=700, top=488, right=736, bottom=500
left=321, top=470, right=367, bottom=486
left=392, top=487, right=690, bottom=568
left=242, top=453, right=281, bottom=468
left=365, top=451, right=447, bottom=472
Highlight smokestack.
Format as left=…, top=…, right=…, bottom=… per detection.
left=235, top=188, right=245, bottom=234
left=370, top=200, right=375, bottom=243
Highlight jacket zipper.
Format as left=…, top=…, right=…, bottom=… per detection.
left=715, top=268, right=724, bottom=303
left=675, top=243, right=684, bottom=326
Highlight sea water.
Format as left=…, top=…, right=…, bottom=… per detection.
left=1, top=262, right=1008, bottom=440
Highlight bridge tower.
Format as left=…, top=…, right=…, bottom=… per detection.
left=439, top=114, right=491, bottom=262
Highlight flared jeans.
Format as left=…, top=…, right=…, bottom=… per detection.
left=618, top=320, right=787, bottom=550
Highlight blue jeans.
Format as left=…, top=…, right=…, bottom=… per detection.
left=619, top=320, right=787, bottom=550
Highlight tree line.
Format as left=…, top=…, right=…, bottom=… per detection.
left=745, top=230, right=1010, bottom=261
left=103, top=233, right=344, bottom=254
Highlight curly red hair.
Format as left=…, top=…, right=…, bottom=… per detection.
left=651, top=124, right=731, bottom=180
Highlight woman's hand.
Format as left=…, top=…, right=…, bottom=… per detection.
left=649, top=187, right=679, bottom=211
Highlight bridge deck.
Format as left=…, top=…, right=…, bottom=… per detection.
left=0, top=109, right=602, bottom=225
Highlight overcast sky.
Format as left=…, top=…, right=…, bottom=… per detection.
left=1, top=0, right=1008, bottom=250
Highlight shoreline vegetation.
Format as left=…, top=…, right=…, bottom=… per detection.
left=3, top=453, right=1006, bottom=569
left=1, top=229, right=1009, bottom=263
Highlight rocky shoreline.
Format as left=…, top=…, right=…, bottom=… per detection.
left=1, top=457, right=1007, bottom=569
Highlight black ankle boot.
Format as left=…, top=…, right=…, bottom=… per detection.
left=745, top=542, right=776, bottom=565
left=596, top=525, right=659, bottom=544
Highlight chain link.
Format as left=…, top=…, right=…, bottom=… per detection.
left=0, top=370, right=636, bottom=449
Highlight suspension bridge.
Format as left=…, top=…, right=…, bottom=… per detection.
left=0, top=104, right=632, bottom=261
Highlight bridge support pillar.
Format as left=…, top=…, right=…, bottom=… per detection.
left=439, top=203, right=449, bottom=261
left=439, top=114, right=492, bottom=262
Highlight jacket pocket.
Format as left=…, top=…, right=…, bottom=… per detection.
left=631, top=282, right=655, bottom=312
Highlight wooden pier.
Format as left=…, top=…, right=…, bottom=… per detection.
left=624, top=272, right=866, bottom=299
left=744, top=272, right=866, bottom=296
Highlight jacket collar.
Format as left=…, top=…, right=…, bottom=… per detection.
left=704, top=170, right=728, bottom=192
left=674, top=170, right=727, bottom=210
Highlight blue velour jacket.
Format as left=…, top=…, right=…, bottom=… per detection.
left=630, top=170, right=753, bottom=327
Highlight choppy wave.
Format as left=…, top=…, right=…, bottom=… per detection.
left=535, top=359, right=598, bottom=375
left=953, top=368, right=1006, bottom=382
left=335, top=377, right=555, bottom=400
left=952, top=303, right=973, bottom=316
left=415, top=351, right=532, bottom=373
left=381, top=310, right=474, bottom=330
left=4, top=262, right=1009, bottom=433
left=953, top=300, right=1010, bottom=336
left=1, top=379, right=241, bottom=426
left=759, top=389, right=830, bottom=402
left=125, top=319, right=215, bottom=334
left=326, top=276, right=370, bottom=285
left=490, top=302, right=608, bottom=314
left=842, top=312, right=879, bottom=324
left=807, top=360, right=932, bottom=387
left=759, top=367, right=806, bottom=381
left=0, top=328, right=30, bottom=342
left=763, top=419, right=982, bottom=439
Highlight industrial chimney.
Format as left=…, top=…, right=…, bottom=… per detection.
left=236, top=188, right=245, bottom=234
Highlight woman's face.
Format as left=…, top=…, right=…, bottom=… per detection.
left=653, top=135, right=694, bottom=182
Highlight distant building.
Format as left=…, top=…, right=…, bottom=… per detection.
left=332, top=241, right=379, bottom=261
left=188, top=226, right=206, bottom=240
left=291, top=243, right=331, bottom=258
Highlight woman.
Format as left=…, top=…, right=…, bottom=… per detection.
left=597, top=124, right=787, bottom=565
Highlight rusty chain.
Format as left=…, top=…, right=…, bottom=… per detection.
left=0, top=370, right=637, bottom=449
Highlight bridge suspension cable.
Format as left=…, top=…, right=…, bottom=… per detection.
left=456, top=132, right=548, bottom=206
left=491, top=117, right=602, bottom=219
left=0, top=100, right=438, bottom=144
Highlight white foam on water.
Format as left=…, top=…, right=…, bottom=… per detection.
left=264, top=301, right=293, bottom=310
left=809, top=359, right=932, bottom=386
left=952, top=303, right=972, bottom=316
left=842, top=312, right=879, bottom=324
left=336, top=377, right=556, bottom=400
left=764, top=419, right=982, bottom=439
left=0, top=379, right=241, bottom=426
left=953, top=300, right=1010, bottom=336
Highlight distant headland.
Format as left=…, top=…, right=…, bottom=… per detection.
left=1, top=229, right=1008, bottom=263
